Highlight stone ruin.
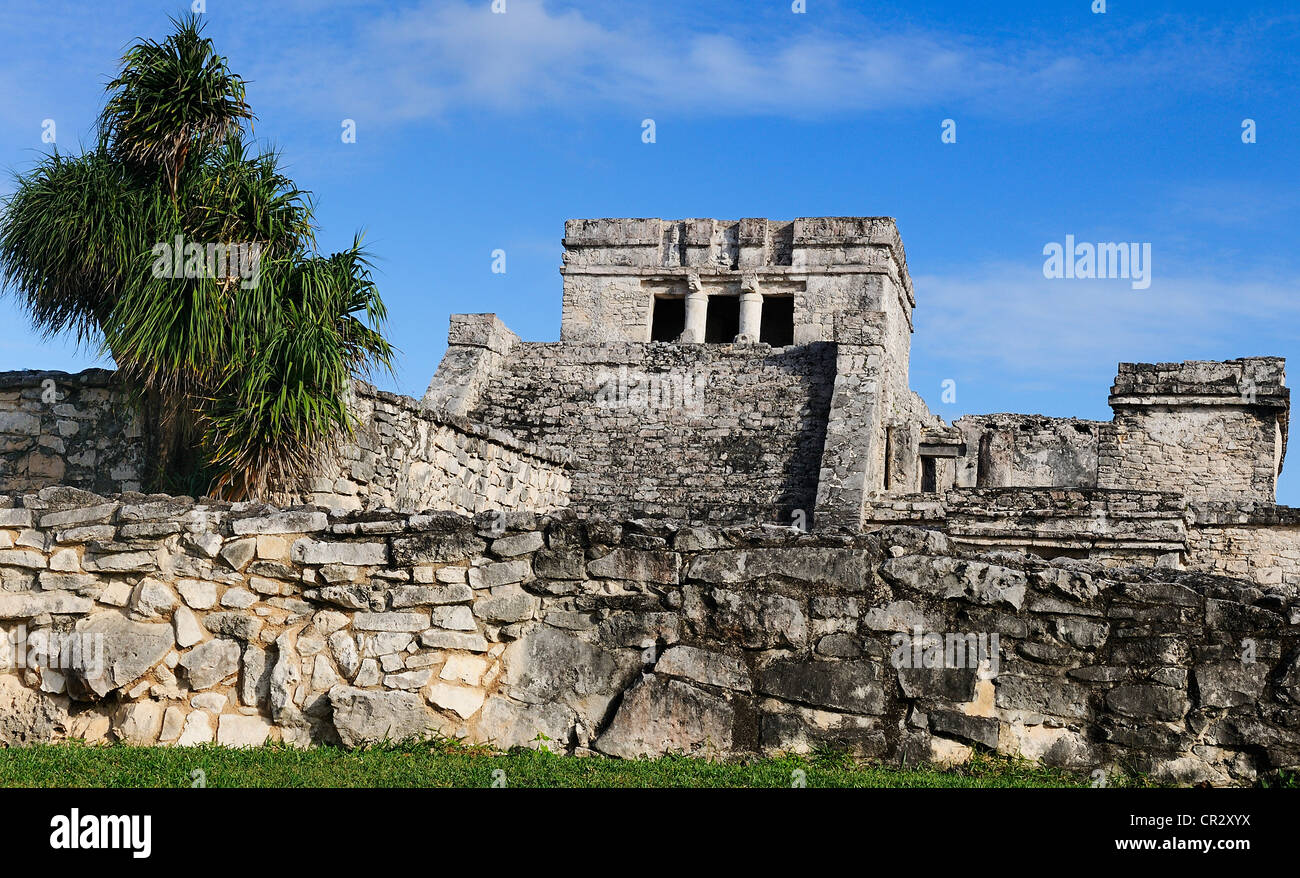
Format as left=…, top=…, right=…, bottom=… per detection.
left=0, top=217, right=1296, bottom=785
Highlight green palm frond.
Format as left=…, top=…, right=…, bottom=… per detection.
left=99, top=12, right=253, bottom=196
left=0, top=16, right=395, bottom=500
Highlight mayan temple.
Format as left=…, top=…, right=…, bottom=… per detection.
left=0, top=218, right=1296, bottom=785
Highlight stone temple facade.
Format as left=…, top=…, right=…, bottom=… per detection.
left=411, top=218, right=1294, bottom=587
left=0, top=217, right=1297, bottom=784
left=0, top=218, right=1296, bottom=587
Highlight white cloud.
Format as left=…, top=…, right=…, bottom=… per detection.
left=912, top=261, right=1300, bottom=386
left=244, top=0, right=1276, bottom=123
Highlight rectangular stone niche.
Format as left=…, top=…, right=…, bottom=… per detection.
left=704, top=296, right=741, bottom=343
left=760, top=295, right=795, bottom=347
left=650, top=296, right=686, bottom=342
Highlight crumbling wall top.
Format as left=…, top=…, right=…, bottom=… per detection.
left=1110, top=357, right=1288, bottom=408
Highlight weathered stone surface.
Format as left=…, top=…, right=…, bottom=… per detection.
left=881, top=555, right=1027, bottom=610
left=0, top=548, right=46, bottom=569
left=816, top=633, right=862, bottom=658
left=687, top=548, right=873, bottom=588
left=929, top=709, right=1000, bottom=749
left=595, top=676, right=734, bottom=758
left=502, top=627, right=634, bottom=721
left=159, top=706, right=185, bottom=743
left=384, top=668, right=430, bottom=691
left=173, top=606, right=205, bottom=648
left=1105, top=684, right=1190, bottom=721
left=0, top=431, right=1295, bottom=785
left=220, top=587, right=256, bottom=609
left=687, top=585, right=807, bottom=649
left=129, top=579, right=177, bottom=618
left=757, top=659, right=885, bottom=715
left=39, top=502, right=118, bottom=529
left=1195, top=662, right=1268, bottom=709
left=231, top=510, right=328, bottom=535
left=431, top=605, right=476, bottom=631
left=440, top=653, right=489, bottom=686
left=113, top=701, right=163, bottom=744
left=533, top=547, right=586, bottom=579
left=240, top=643, right=270, bottom=707
left=759, top=704, right=888, bottom=757
left=491, top=531, right=544, bottom=557
left=996, top=674, right=1091, bottom=719
left=419, top=629, right=490, bottom=652
left=176, top=710, right=215, bottom=745
left=390, top=530, right=485, bottom=566
left=426, top=682, right=486, bottom=718
left=475, top=695, right=573, bottom=749
left=588, top=549, right=678, bottom=584
left=83, top=550, right=157, bottom=573
left=73, top=612, right=174, bottom=698
left=0, top=591, right=92, bottom=619
left=896, top=663, right=980, bottom=702
left=178, top=638, right=241, bottom=690
left=352, top=611, right=429, bottom=632
left=291, top=539, right=387, bottom=567
left=655, top=645, right=751, bottom=693
left=217, top=713, right=272, bottom=747
left=176, top=579, right=218, bottom=610
left=268, top=632, right=301, bottom=721
left=474, top=592, right=539, bottom=624
left=204, top=612, right=263, bottom=642
left=329, top=686, right=432, bottom=746
left=390, top=584, right=472, bottom=607
left=329, top=630, right=361, bottom=680
left=0, top=675, right=70, bottom=744
left=473, top=559, right=531, bottom=589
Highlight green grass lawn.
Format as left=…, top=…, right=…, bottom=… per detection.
left=0, top=740, right=1159, bottom=788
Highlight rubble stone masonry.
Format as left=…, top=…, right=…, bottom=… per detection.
left=0, top=487, right=1295, bottom=785
left=0, top=219, right=1295, bottom=784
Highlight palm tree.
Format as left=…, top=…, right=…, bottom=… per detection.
left=0, top=13, right=393, bottom=499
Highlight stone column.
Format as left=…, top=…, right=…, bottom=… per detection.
left=680, top=273, right=707, bottom=343
left=736, top=274, right=762, bottom=343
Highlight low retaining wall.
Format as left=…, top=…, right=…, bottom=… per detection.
left=0, top=370, right=572, bottom=517
left=301, top=382, right=572, bottom=515
left=0, top=487, right=1297, bottom=785
left=0, top=370, right=145, bottom=495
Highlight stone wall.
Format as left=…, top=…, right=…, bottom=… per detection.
left=301, top=381, right=572, bottom=517
left=0, top=487, right=1296, bottom=785
left=942, top=488, right=1187, bottom=566
left=465, top=340, right=836, bottom=523
left=951, top=360, right=1290, bottom=504
left=1098, top=359, right=1288, bottom=503
left=953, top=414, right=1104, bottom=489
left=861, top=489, right=1188, bottom=566
left=0, top=370, right=145, bottom=495
left=0, top=369, right=571, bottom=518
left=1187, top=502, right=1300, bottom=592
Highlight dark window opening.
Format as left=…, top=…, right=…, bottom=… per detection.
left=976, top=433, right=993, bottom=487
left=650, top=296, right=685, bottom=342
left=921, top=456, right=937, bottom=492
left=704, top=296, right=740, bottom=343
left=883, top=431, right=893, bottom=491
left=759, top=296, right=795, bottom=346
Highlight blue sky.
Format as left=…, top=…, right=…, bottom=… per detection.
left=1, top=0, right=1297, bottom=501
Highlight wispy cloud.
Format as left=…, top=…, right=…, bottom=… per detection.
left=913, top=262, right=1300, bottom=386
left=242, top=0, right=1294, bottom=123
